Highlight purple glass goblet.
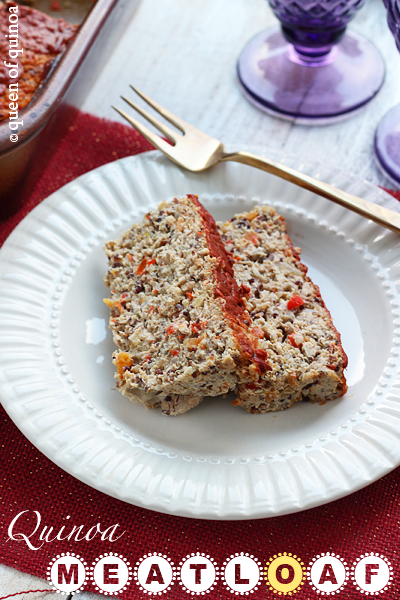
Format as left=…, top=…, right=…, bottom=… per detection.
left=374, top=0, right=400, bottom=185
left=237, top=0, right=385, bottom=123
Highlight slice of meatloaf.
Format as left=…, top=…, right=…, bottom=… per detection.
left=219, top=205, right=348, bottom=413
left=104, top=195, right=269, bottom=416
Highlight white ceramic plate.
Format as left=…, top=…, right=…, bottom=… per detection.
left=2, top=149, right=400, bottom=519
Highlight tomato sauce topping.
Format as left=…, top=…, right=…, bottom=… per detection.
left=188, top=194, right=271, bottom=374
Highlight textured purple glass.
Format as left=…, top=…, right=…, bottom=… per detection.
left=269, top=0, right=366, bottom=54
left=374, top=0, right=400, bottom=185
left=237, top=0, right=385, bottom=122
left=385, top=0, right=400, bottom=51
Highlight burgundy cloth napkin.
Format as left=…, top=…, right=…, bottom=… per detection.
left=0, top=110, right=399, bottom=598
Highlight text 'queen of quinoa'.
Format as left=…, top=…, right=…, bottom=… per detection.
left=2, top=3, right=23, bottom=141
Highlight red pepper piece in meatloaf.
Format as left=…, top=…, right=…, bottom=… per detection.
left=103, top=195, right=268, bottom=416
left=219, top=205, right=348, bottom=413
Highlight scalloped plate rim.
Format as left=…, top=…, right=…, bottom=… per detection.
left=1, top=147, right=400, bottom=519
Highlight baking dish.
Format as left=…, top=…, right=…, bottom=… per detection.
left=0, top=0, right=141, bottom=217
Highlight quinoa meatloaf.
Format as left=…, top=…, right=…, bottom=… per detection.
left=219, top=205, right=348, bottom=413
left=103, top=195, right=270, bottom=416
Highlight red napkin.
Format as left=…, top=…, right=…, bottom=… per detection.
left=0, top=111, right=399, bottom=599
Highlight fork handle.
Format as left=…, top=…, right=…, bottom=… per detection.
left=222, top=150, right=400, bottom=235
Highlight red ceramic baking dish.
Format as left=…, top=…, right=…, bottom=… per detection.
left=0, top=0, right=140, bottom=217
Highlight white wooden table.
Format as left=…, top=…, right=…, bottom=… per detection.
left=3, top=0, right=400, bottom=597
left=82, top=0, right=400, bottom=189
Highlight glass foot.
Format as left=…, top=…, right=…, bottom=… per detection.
left=375, top=105, right=400, bottom=187
left=237, top=27, right=385, bottom=124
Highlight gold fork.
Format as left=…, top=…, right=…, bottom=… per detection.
left=113, top=86, right=400, bottom=235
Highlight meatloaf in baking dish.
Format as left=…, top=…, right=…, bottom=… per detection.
left=219, top=205, right=348, bottom=413
left=0, top=1, right=77, bottom=123
left=103, top=195, right=269, bottom=416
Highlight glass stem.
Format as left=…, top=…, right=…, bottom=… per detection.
left=287, top=43, right=337, bottom=66
left=281, top=24, right=346, bottom=66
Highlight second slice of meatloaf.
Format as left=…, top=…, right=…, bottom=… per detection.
left=219, top=205, right=348, bottom=413
left=104, top=195, right=269, bottom=416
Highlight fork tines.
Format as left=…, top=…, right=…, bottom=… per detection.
left=113, top=85, right=192, bottom=150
